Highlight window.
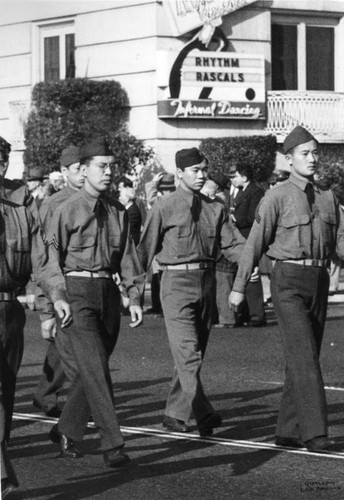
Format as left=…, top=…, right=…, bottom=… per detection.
left=271, top=24, right=297, bottom=90
left=306, top=27, right=334, bottom=91
left=272, top=20, right=335, bottom=91
left=40, top=23, right=75, bottom=82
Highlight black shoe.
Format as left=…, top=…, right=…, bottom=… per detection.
left=245, top=320, right=267, bottom=327
left=162, top=416, right=191, bottom=433
left=198, top=413, right=222, bottom=437
left=33, top=399, right=61, bottom=418
left=104, top=448, right=131, bottom=468
left=213, top=324, right=232, bottom=329
left=49, top=424, right=83, bottom=458
left=46, top=406, right=62, bottom=418
left=305, top=436, right=335, bottom=452
left=275, top=436, right=304, bottom=449
left=1, top=479, right=18, bottom=499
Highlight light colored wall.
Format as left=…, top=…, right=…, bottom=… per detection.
left=0, top=0, right=160, bottom=178
left=1, top=0, right=343, bottom=177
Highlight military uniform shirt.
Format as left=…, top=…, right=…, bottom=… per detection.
left=39, top=185, right=77, bottom=229
left=43, top=187, right=144, bottom=304
left=0, top=200, right=50, bottom=293
left=233, top=174, right=344, bottom=294
left=137, top=185, right=245, bottom=270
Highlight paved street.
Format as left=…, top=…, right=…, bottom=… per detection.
left=6, top=297, right=344, bottom=500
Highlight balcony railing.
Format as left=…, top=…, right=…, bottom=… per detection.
left=265, top=91, right=344, bottom=143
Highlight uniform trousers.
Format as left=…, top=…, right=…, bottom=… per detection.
left=33, top=341, right=67, bottom=411
left=160, top=267, right=215, bottom=425
left=0, top=300, right=26, bottom=443
left=271, top=262, right=329, bottom=442
left=0, top=300, right=25, bottom=485
left=1, top=401, right=18, bottom=486
left=56, top=277, right=124, bottom=451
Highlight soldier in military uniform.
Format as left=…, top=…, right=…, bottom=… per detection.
left=137, top=147, right=245, bottom=437
left=0, top=136, right=71, bottom=497
left=42, top=137, right=144, bottom=468
left=230, top=126, right=344, bottom=452
left=33, top=145, right=84, bottom=417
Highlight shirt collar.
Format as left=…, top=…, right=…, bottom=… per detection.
left=177, top=185, right=198, bottom=207
left=80, top=186, right=108, bottom=212
left=289, top=174, right=319, bottom=193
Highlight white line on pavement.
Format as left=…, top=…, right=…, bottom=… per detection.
left=253, top=381, right=344, bottom=392
left=12, top=412, right=344, bottom=460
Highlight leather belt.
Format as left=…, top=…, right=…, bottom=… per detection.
left=282, top=259, right=329, bottom=268
left=0, top=291, right=16, bottom=301
left=163, top=262, right=213, bottom=270
left=65, top=270, right=114, bottom=279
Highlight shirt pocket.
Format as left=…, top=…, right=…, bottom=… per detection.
left=280, top=214, right=310, bottom=229
left=178, top=226, right=192, bottom=258
left=201, top=224, right=217, bottom=255
left=319, top=211, right=336, bottom=250
left=6, top=238, right=31, bottom=278
left=70, top=234, right=95, bottom=251
left=6, top=238, right=30, bottom=252
left=279, top=214, right=311, bottom=252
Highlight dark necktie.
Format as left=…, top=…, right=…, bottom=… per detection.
left=305, top=183, right=315, bottom=210
left=95, top=198, right=105, bottom=228
left=191, top=194, right=200, bottom=222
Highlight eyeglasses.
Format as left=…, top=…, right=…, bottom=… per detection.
left=93, top=162, right=116, bottom=171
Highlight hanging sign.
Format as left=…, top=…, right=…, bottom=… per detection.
left=158, top=49, right=265, bottom=120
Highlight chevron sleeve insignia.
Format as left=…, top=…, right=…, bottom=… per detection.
left=47, top=235, right=59, bottom=250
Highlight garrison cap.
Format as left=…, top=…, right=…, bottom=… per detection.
left=0, top=136, right=11, bottom=160
left=60, top=145, right=80, bottom=168
left=80, top=137, right=113, bottom=160
left=208, top=171, right=229, bottom=190
left=283, top=126, right=318, bottom=154
left=175, top=147, right=207, bottom=169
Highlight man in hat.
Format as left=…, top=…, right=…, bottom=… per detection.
left=229, top=125, right=344, bottom=452
left=26, top=167, right=48, bottom=210
left=145, top=172, right=176, bottom=208
left=0, top=136, right=71, bottom=497
left=42, top=136, right=144, bottom=467
left=33, top=145, right=85, bottom=417
left=201, top=171, right=229, bottom=205
left=137, top=147, right=245, bottom=436
left=117, top=175, right=143, bottom=246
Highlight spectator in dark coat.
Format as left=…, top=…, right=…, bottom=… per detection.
left=117, top=176, right=142, bottom=246
left=230, top=163, right=266, bottom=326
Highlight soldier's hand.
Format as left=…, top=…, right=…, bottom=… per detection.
left=129, top=305, right=143, bottom=328
left=229, top=291, right=245, bottom=312
left=41, top=318, right=57, bottom=341
left=54, top=300, right=73, bottom=328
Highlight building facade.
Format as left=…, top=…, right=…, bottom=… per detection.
left=1, top=0, right=344, bottom=176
